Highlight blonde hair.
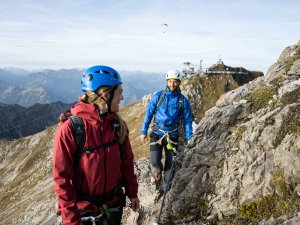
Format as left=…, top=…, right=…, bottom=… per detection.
left=80, top=86, right=128, bottom=144
left=80, top=86, right=112, bottom=104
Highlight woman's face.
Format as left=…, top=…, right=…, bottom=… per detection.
left=110, top=84, right=124, bottom=112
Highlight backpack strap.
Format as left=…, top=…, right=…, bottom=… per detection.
left=110, top=116, right=121, bottom=141
left=83, top=140, right=118, bottom=154
left=155, top=90, right=184, bottom=114
left=179, top=94, right=184, bottom=113
left=69, top=116, right=85, bottom=166
left=153, top=90, right=184, bottom=129
left=69, top=115, right=122, bottom=155
left=154, top=90, right=166, bottom=115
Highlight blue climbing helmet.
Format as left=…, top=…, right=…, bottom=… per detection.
left=81, top=65, right=123, bottom=92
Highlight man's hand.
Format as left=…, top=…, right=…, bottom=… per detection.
left=129, top=198, right=140, bottom=212
left=140, top=135, right=148, bottom=144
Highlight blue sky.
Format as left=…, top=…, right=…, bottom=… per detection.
left=0, top=0, right=299, bottom=74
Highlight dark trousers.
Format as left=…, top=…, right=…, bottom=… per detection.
left=150, top=132, right=178, bottom=192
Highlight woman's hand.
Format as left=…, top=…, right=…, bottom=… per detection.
left=129, top=198, right=140, bottom=212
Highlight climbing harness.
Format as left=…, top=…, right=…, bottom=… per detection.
left=80, top=205, right=121, bottom=225
left=150, top=128, right=178, bottom=150
left=76, top=181, right=123, bottom=207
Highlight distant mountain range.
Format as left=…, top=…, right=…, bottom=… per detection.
left=0, top=68, right=166, bottom=107
left=0, top=101, right=74, bottom=140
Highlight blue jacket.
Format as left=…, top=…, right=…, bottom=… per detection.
left=141, top=87, right=193, bottom=140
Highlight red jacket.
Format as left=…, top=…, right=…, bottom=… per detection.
left=53, top=101, right=138, bottom=225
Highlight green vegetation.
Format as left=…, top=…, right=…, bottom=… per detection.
left=274, top=104, right=300, bottom=147
left=178, top=196, right=209, bottom=220
left=219, top=170, right=300, bottom=225
left=251, top=86, right=276, bottom=111
left=285, top=54, right=300, bottom=73
left=235, top=125, right=247, bottom=140
left=268, top=99, right=278, bottom=111
left=270, top=75, right=287, bottom=89
left=120, top=102, right=150, bottom=159
left=272, top=170, right=293, bottom=198
left=196, top=197, right=209, bottom=217
left=187, top=75, right=239, bottom=123
left=218, top=216, right=236, bottom=225
left=249, top=71, right=264, bottom=80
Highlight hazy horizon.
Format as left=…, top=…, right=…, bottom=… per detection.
left=1, top=0, right=299, bottom=74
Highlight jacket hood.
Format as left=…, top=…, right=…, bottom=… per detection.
left=70, top=101, right=116, bottom=122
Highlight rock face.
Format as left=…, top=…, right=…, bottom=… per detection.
left=163, top=40, right=300, bottom=224
left=181, top=72, right=262, bottom=124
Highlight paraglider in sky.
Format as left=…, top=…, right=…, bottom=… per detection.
left=161, top=23, right=168, bottom=34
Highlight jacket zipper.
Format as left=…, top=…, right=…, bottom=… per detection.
left=99, top=124, right=107, bottom=195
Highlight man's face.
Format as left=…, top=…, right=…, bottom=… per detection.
left=167, top=79, right=180, bottom=92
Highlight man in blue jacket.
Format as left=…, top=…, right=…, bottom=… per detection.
left=140, top=69, right=193, bottom=193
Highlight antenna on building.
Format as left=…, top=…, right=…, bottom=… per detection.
left=199, top=59, right=203, bottom=72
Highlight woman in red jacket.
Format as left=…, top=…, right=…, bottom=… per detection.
left=53, top=65, right=139, bottom=225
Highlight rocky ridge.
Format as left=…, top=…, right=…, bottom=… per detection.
left=161, top=40, right=300, bottom=224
